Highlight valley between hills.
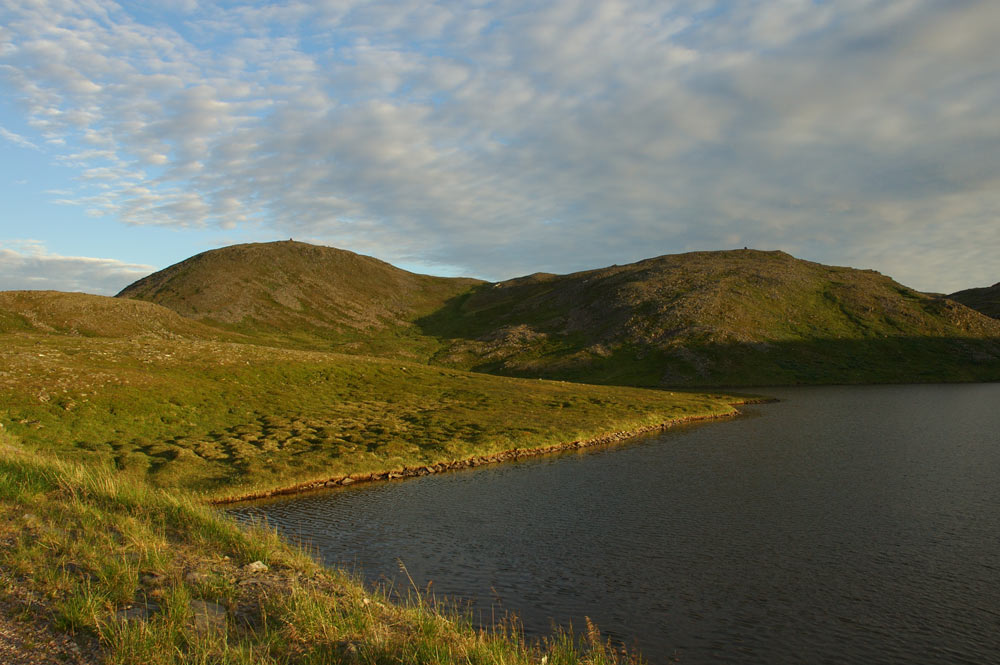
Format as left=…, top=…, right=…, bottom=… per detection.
left=1, top=240, right=998, bottom=664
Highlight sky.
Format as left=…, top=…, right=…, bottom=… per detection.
left=1, top=0, right=998, bottom=295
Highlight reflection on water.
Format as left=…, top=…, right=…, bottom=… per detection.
left=230, top=383, right=1000, bottom=664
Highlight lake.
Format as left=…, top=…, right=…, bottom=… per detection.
left=229, top=383, right=1000, bottom=664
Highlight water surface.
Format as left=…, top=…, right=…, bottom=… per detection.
left=231, top=384, right=1000, bottom=664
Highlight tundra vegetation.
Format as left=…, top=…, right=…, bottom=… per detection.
left=1, top=286, right=745, bottom=664
left=2, top=241, right=997, bottom=663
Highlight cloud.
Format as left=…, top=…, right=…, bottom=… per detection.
left=0, top=125, right=39, bottom=149
left=0, top=0, right=998, bottom=292
left=0, top=240, right=154, bottom=295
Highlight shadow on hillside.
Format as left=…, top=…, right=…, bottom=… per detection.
left=414, top=294, right=1000, bottom=387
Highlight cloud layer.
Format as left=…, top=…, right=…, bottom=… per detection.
left=0, top=240, right=154, bottom=295
left=1, top=0, right=998, bottom=291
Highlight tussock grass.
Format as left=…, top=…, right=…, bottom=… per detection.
left=0, top=433, right=645, bottom=664
left=1, top=332, right=742, bottom=500
left=1, top=269, right=753, bottom=663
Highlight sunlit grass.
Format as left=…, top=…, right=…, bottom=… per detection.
left=0, top=434, right=647, bottom=664
left=1, top=332, right=745, bottom=500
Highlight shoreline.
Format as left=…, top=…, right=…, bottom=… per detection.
left=212, top=396, right=773, bottom=505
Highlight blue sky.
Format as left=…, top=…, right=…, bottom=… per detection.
left=1, top=0, right=998, bottom=295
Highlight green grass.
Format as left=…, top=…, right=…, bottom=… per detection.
left=0, top=434, right=644, bottom=664
left=0, top=309, right=751, bottom=662
left=0, top=332, right=744, bottom=501
left=0, top=292, right=755, bottom=663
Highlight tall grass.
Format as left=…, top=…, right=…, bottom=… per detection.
left=1, top=433, right=646, bottom=664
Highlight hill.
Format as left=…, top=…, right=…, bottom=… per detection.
left=0, top=290, right=236, bottom=340
left=949, top=282, right=1000, bottom=319
left=4, top=253, right=747, bottom=664
left=117, top=240, right=481, bottom=357
left=116, top=242, right=1000, bottom=386
left=419, top=249, right=1000, bottom=385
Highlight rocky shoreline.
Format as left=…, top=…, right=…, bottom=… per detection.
left=212, top=398, right=770, bottom=505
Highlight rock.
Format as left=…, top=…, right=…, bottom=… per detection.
left=340, top=477, right=355, bottom=485
left=116, top=601, right=160, bottom=621
left=189, top=599, right=227, bottom=634
left=244, top=560, right=268, bottom=574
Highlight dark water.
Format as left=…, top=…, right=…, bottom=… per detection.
left=230, top=384, right=1000, bottom=664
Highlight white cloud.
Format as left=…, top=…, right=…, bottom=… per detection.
left=0, top=125, right=39, bottom=149
left=0, top=0, right=998, bottom=292
left=0, top=240, right=154, bottom=295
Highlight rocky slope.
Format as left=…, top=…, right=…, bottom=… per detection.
left=419, top=249, right=1000, bottom=385
left=949, top=282, right=1000, bottom=319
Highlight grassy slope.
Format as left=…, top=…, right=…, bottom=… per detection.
left=118, top=240, right=482, bottom=359
left=0, top=435, right=638, bottom=665
left=0, top=292, right=747, bottom=662
left=0, top=290, right=241, bottom=341
left=117, top=242, right=1000, bottom=386
left=1, top=328, right=741, bottom=502
left=950, top=282, right=1000, bottom=319
left=419, top=250, right=1000, bottom=386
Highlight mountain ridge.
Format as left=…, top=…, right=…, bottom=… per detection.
left=114, top=241, right=1000, bottom=386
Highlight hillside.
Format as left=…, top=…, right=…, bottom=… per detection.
left=0, top=290, right=236, bottom=340
left=419, top=250, right=1000, bottom=385
left=115, top=242, right=1000, bottom=386
left=117, top=240, right=481, bottom=357
left=3, top=256, right=746, bottom=664
left=949, top=282, right=1000, bottom=319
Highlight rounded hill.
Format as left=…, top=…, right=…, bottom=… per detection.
left=420, top=249, right=1000, bottom=385
left=117, top=241, right=482, bottom=351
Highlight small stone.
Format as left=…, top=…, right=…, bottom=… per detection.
left=116, top=602, right=160, bottom=621
left=340, top=477, right=355, bottom=485
left=244, top=560, right=268, bottom=574
left=189, top=599, right=227, bottom=634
